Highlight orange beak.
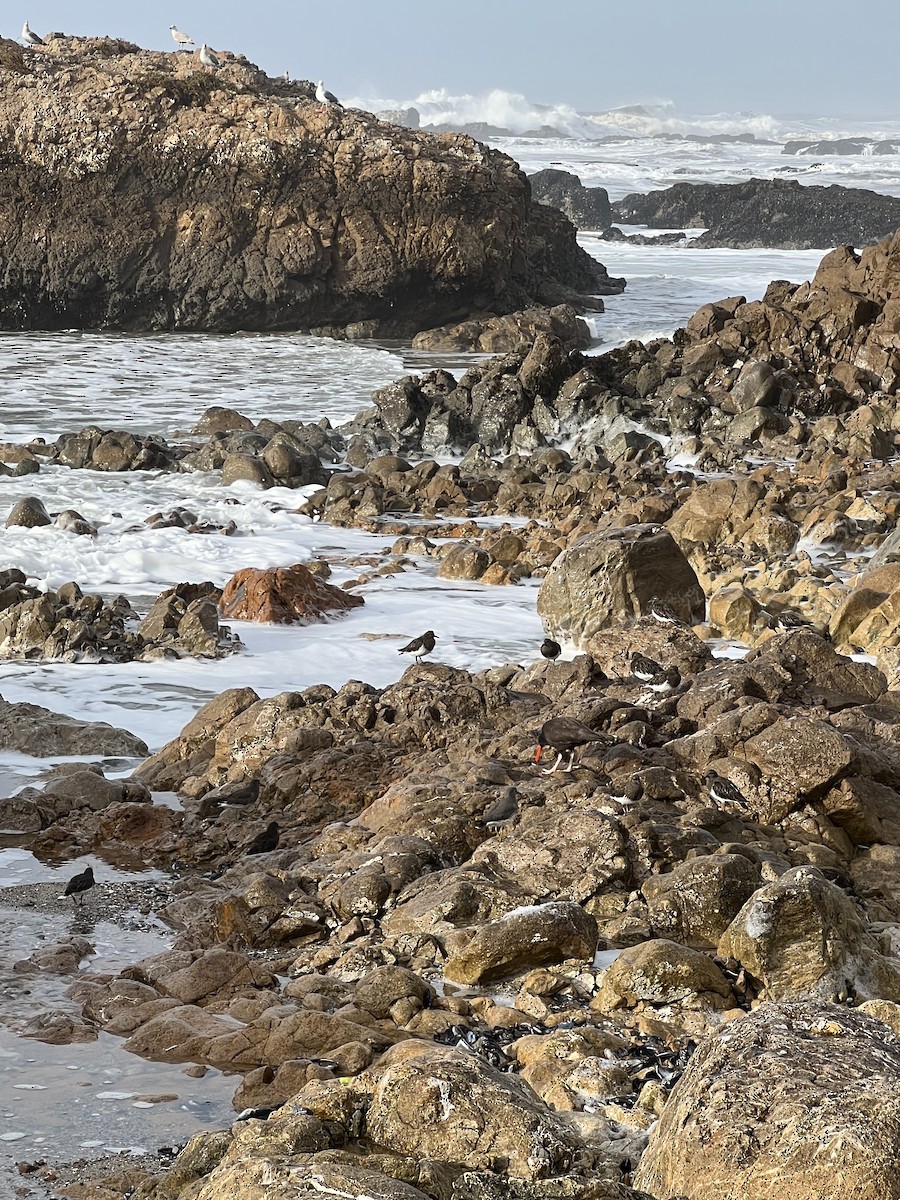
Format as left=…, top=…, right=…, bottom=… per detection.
left=534, top=745, right=542, bottom=763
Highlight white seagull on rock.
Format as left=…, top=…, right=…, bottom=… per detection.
left=21, top=20, right=45, bottom=47
left=199, top=44, right=221, bottom=69
left=316, top=80, right=342, bottom=109
left=169, top=24, right=194, bottom=51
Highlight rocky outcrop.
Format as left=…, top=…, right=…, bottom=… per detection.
left=529, top=170, right=612, bottom=230
left=635, top=1001, right=900, bottom=1200
left=0, top=36, right=615, bottom=334
left=411, top=304, right=594, bottom=354
left=784, top=137, right=900, bottom=156
left=612, top=178, right=900, bottom=249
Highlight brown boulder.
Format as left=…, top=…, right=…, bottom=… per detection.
left=444, top=902, right=598, bottom=984
left=219, top=563, right=364, bottom=623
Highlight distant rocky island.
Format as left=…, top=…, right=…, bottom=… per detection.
left=530, top=168, right=900, bottom=250
left=0, top=36, right=623, bottom=336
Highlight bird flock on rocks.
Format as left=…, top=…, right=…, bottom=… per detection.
left=19, top=20, right=344, bottom=108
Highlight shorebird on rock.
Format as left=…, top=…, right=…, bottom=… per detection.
left=245, top=821, right=280, bottom=855
left=199, top=43, right=222, bottom=69
left=477, top=788, right=519, bottom=830
left=316, top=80, right=342, bottom=109
left=631, top=653, right=664, bottom=683
left=648, top=598, right=682, bottom=625
left=21, top=20, right=44, bottom=47
left=705, top=770, right=749, bottom=813
left=398, top=630, right=436, bottom=662
left=597, top=774, right=644, bottom=807
left=534, top=717, right=611, bottom=774
left=169, top=24, right=194, bottom=51
left=540, top=637, right=561, bottom=661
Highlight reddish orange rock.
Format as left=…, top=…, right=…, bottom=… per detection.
left=219, top=563, right=364, bottom=624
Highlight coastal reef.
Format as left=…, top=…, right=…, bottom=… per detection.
left=0, top=36, right=619, bottom=334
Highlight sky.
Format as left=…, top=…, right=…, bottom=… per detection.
left=12, top=1, right=898, bottom=119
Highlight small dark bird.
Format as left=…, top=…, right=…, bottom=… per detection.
left=540, top=637, right=562, bottom=661
left=535, top=717, right=610, bottom=774
left=245, top=821, right=280, bottom=855
left=477, top=788, right=519, bottom=829
left=398, top=630, right=437, bottom=662
left=774, top=610, right=811, bottom=632
left=647, top=665, right=682, bottom=693
left=706, top=771, right=749, bottom=812
left=597, top=774, right=644, bottom=807
left=64, top=865, right=94, bottom=904
left=648, top=599, right=682, bottom=625
left=631, top=653, right=664, bottom=683
left=198, top=778, right=261, bottom=820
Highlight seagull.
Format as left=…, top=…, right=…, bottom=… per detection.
left=199, top=43, right=222, bottom=69
left=398, top=631, right=436, bottom=662
left=540, top=637, right=562, bottom=662
left=534, top=718, right=611, bottom=775
left=169, top=24, right=194, bottom=51
left=64, top=865, right=94, bottom=905
left=21, top=20, right=44, bottom=47
left=316, top=80, right=343, bottom=109
left=706, top=771, right=749, bottom=813
left=245, top=821, right=280, bottom=855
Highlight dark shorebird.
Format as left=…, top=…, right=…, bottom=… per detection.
left=774, top=610, right=811, bottom=632
left=477, top=788, right=519, bottom=830
left=646, top=665, right=682, bottom=693
left=535, top=718, right=610, bottom=774
left=316, top=80, right=343, bottom=109
left=398, top=630, right=437, bottom=662
left=597, top=774, right=644, bottom=807
left=64, top=865, right=94, bottom=904
left=21, top=20, right=44, bottom=47
left=540, top=637, right=562, bottom=662
left=631, top=653, right=664, bottom=683
left=706, top=771, right=749, bottom=812
left=648, top=598, right=682, bottom=625
left=245, top=821, right=280, bottom=855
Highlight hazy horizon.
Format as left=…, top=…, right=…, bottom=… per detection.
left=10, top=1, right=900, bottom=121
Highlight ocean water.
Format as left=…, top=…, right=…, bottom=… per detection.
left=2, top=95, right=898, bottom=1186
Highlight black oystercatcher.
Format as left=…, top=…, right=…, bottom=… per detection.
left=631, top=653, right=664, bottom=682
left=64, top=865, right=94, bottom=904
left=540, top=637, right=562, bottom=661
left=535, top=718, right=610, bottom=774
left=245, top=821, right=280, bottom=855
left=705, top=771, right=749, bottom=812
left=398, top=630, right=437, bottom=662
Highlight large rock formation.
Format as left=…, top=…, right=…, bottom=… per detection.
left=0, top=36, right=619, bottom=334
left=611, top=178, right=900, bottom=249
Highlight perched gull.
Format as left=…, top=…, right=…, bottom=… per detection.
left=316, top=80, right=342, bottom=109
left=199, top=43, right=222, bottom=69
left=169, top=24, right=194, bottom=51
left=21, top=20, right=44, bottom=47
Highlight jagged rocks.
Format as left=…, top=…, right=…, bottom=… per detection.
left=219, top=563, right=364, bottom=623
left=634, top=1001, right=900, bottom=1200
left=444, top=902, right=599, bottom=985
left=529, top=170, right=612, bottom=230
left=412, top=304, right=593, bottom=354
left=537, top=525, right=706, bottom=642
left=0, top=38, right=612, bottom=334
left=0, top=700, right=147, bottom=756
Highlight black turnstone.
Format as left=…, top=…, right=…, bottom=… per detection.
left=477, top=789, right=519, bottom=829
left=540, top=637, right=562, bottom=661
left=597, top=774, right=644, bottom=807
left=648, top=598, right=682, bottom=625
left=398, top=630, right=437, bottom=662
left=631, top=653, right=664, bottom=683
left=774, top=610, right=811, bottom=632
left=245, top=821, right=280, bottom=855
left=535, top=717, right=610, bottom=774
left=646, top=665, right=682, bottom=693
left=64, top=865, right=94, bottom=904
left=705, top=771, right=749, bottom=812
